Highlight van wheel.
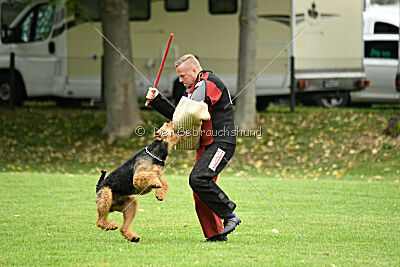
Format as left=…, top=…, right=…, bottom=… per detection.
left=256, top=96, right=270, bottom=111
left=315, top=92, right=349, bottom=108
left=0, top=73, right=24, bottom=106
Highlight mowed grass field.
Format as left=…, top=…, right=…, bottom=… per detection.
left=1, top=103, right=400, bottom=265
left=1, top=172, right=399, bottom=266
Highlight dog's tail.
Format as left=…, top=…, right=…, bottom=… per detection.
left=96, top=170, right=107, bottom=193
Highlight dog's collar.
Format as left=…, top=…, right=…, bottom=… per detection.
left=145, top=147, right=165, bottom=163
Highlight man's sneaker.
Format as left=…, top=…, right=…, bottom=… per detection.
left=204, top=235, right=228, bottom=242
left=219, top=215, right=241, bottom=236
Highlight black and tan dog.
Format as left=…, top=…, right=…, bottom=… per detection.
left=95, top=122, right=184, bottom=242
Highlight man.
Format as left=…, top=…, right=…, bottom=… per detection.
left=146, top=54, right=240, bottom=242
left=172, top=55, right=200, bottom=105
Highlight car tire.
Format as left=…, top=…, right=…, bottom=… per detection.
left=0, top=72, right=24, bottom=106
left=315, top=92, right=349, bottom=108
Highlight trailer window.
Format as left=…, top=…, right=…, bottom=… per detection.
left=374, top=22, right=398, bottom=34
left=365, top=41, right=398, bottom=59
left=209, top=0, right=237, bottom=14
left=129, top=0, right=150, bottom=20
left=76, top=0, right=150, bottom=21
left=165, top=0, right=188, bottom=12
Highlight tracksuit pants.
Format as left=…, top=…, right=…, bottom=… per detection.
left=191, top=142, right=236, bottom=238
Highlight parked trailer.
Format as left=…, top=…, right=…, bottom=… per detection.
left=0, top=0, right=367, bottom=108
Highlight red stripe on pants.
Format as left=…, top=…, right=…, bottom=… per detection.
left=193, top=145, right=223, bottom=238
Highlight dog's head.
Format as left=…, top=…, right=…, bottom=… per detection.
left=155, top=121, right=187, bottom=152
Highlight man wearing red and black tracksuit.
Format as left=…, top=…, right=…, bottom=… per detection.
left=146, top=54, right=241, bottom=242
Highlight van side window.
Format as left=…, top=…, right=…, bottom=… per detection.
left=35, top=5, right=55, bottom=41
left=365, top=41, right=398, bottom=59
left=209, top=0, right=237, bottom=14
left=18, top=4, right=54, bottom=43
left=374, top=22, right=398, bottom=34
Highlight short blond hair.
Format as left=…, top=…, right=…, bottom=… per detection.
left=175, top=54, right=201, bottom=68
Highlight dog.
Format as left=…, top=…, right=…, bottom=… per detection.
left=95, top=121, right=185, bottom=242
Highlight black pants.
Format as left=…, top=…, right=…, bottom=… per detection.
left=189, top=142, right=236, bottom=219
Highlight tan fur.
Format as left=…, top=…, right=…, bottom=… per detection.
left=119, top=196, right=140, bottom=241
left=95, top=187, right=118, bottom=231
left=155, top=178, right=169, bottom=201
left=95, top=121, right=185, bottom=242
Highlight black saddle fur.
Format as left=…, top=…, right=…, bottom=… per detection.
left=96, top=139, right=169, bottom=196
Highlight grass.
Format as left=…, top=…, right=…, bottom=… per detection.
left=1, top=103, right=400, bottom=181
left=0, top=172, right=399, bottom=265
left=1, top=103, right=400, bottom=265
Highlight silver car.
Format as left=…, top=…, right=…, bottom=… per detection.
left=350, top=5, right=400, bottom=105
left=314, top=4, right=400, bottom=107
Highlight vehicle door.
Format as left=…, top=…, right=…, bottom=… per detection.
left=362, top=36, right=399, bottom=101
left=9, top=3, right=56, bottom=96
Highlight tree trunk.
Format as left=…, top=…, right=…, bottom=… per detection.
left=100, top=0, right=141, bottom=143
left=236, top=0, right=258, bottom=130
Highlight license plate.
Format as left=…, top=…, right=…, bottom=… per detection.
left=323, top=80, right=340, bottom=88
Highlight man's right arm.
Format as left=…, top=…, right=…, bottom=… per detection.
left=147, top=88, right=175, bottom=120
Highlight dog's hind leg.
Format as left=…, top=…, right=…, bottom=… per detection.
left=119, top=196, right=140, bottom=242
left=95, top=187, right=118, bottom=230
left=155, top=178, right=169, bottom=201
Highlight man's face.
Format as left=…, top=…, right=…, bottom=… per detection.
left=176, top=62, right=198, bottom=88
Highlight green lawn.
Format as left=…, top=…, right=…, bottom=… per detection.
left=1, top=172, right=399, bottom=266
left=1, top=104, right=400, bottom=265
left=1, top=104, right=400, bottom=180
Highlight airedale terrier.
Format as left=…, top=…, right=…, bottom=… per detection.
left=95, top=122, right=184, bottom=242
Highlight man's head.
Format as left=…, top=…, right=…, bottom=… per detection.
left=175, top=54, right=202, bottom=88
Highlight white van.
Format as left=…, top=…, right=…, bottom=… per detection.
left=350, top=4, right=400, bottom=105
left=0, top=0, right=367, bottom=109
left=0, top=0, right=157, bottom=106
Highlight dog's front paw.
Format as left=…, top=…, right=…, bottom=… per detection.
left=155, top=188, right=166, bottom=201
